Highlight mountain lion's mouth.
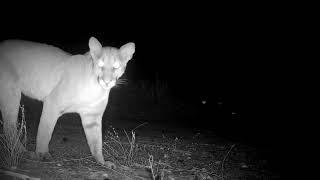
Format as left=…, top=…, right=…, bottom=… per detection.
left=98, top=77, right=116, bottom=90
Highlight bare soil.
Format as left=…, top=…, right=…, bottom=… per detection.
left=0, top=85, right=280, bottom=179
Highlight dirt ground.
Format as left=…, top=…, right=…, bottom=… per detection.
left=0, top=84, right=280, bottom=179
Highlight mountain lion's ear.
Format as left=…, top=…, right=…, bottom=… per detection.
left=120, top=42, right=135, bottom=63
left=89, top=37, right=102, bottom=59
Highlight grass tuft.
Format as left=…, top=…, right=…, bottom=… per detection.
left=0, top=105, right=27, bottom=170
left=103, top=127, right=138, bottom=167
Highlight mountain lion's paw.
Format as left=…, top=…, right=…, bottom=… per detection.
left=39, top=152, right=53, bottom=162
left=28, top=151, right=52, bottom=162
left=104, top=161, right=116, bottom=169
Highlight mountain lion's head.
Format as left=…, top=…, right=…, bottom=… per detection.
left=88, top=37, right=135, bottom=89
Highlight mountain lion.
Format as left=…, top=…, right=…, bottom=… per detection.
left=0, top=37, right=135, bottom=168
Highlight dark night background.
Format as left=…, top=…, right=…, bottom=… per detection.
left=1, top=4, right=285, bottom=174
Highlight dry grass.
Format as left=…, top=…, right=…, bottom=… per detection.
left=0, top=105, right=27, bottom=170
left=103, top=127, right=168, bottom=180
left=103, top=127, right=138, bottom=167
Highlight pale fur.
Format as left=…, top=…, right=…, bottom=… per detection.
left=0, top=37, right=135, bottom=168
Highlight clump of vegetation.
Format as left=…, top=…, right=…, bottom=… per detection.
left=103, top=126, right=169, bottom=180
left=0, top=105, right=27, bottom=170
left=103, top=127, right=138, bottom=167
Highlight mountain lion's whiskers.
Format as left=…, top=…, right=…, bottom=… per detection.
left=116, top=78, right=128, bottom=86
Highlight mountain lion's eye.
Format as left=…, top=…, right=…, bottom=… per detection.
left=113, top=61, right=120, bottom=69
left=98, top=60, right=104, bottom=67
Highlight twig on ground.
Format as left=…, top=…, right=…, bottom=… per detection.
left=221, top=144, right=236, bottom=178
left=148, top=155, right=156, bottom=180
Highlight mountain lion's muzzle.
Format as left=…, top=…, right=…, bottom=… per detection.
left=98, top=76, right=116, bottom=90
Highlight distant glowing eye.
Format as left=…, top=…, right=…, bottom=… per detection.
left=98, top=60, right=104, bottom=67
left=113, top=61, right=120, bottom=69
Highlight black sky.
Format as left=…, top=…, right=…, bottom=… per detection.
left=0, top=4, right=285, bottom=149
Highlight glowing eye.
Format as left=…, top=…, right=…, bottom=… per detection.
left=113, top=61, right=120, bottom=69
left=98, top=60, right=104, bottom=67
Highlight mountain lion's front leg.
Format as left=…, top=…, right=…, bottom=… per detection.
left=80, top=112, right=115, bottom=169
left=35, top=99, right=61, bottom=161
